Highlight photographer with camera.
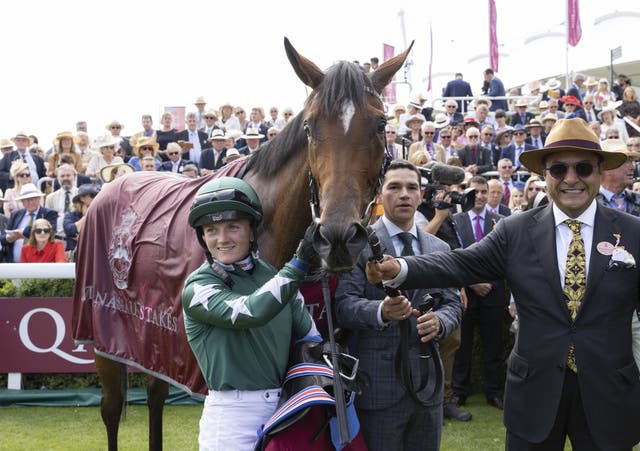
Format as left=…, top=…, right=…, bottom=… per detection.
left=335, top=160, right=462, bottom=451
left=416, top=161, right=477, bottom=422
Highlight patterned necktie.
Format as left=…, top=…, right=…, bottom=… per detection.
left=474, top=215, right=484, bottom=242
left=563, top=219, right=586, bottom=373
left=397, top=232, right=415, bottom=256
left=64, top=191, right=71, bottom=213
left=503, top=182, right=510, bottom=205
left=28, top=213, right=35, bottom=228
left=612, top=194, right=626, bottom=212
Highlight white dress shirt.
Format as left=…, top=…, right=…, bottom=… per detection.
left=553, top=201, right=595, bottom=287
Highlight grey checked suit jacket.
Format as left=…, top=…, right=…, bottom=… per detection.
left=399, top=204, right=640, bottom=449
left=334, top=219, right=462, bottom=410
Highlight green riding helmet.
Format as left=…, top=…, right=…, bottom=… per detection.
left=188, top=177, right=263, bottom=230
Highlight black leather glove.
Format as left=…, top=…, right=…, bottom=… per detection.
left=294, top=223, right=318, bottom=264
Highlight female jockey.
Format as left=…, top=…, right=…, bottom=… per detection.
left=182, top=177, right=319, bottom=450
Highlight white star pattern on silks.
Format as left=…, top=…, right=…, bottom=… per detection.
left=295, top=291, right=306, bottom=311
left=189, top=283, right=221, bottom=311
left=254, top=276, right=295, bottom=303
left=225, top=296, right=253, bottom=324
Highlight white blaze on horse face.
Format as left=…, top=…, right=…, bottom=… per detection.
left=341, top=100, right=355, bottom=134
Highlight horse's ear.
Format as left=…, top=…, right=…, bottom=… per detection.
left=284, top=37, right=324, bottom=90
left=370, top=40, right=415, bottom=94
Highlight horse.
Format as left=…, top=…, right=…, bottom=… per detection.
left=72, top=37, right=412, bottom=450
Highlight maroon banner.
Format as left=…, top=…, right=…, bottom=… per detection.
left=567, top=0, right=582, bottom=47
left=382, top=44, right=397, bottom=105
left=0, top=297, right=96, bottom=373
left=489, top=0, right=499, bottom=72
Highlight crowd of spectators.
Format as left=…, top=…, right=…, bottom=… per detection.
left=0, top=99, right=296, bottom=262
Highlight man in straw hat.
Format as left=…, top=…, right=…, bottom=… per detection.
left=0, top=132, right=46, bottom=193
left=199, top=129, right=229, bottom=175
left=0, top=182, right=58, bottom=263
left=365, top=118, right=640, bottom=450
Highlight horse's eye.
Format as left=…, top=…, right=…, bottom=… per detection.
left=377, top=118, right=387, bottom=134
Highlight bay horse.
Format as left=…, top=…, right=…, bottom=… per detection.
left=72, top=37, right=412, bottom=450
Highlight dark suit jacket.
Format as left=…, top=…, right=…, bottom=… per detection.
left=510, top=112, right=535, bottom=127
left=457, top=145, right=493, bottom=174
left=159, top=158, right=194, bottom=174
left=500, top=143, right=536, bottom=169
left=0, top=207, right=59, bottom=263
left=525, top=135, right=547, bottom=148
left=399, top=204, right=640, bottom=448
left=446, top=112, right=465, bottom=126
left=443, top=78, right=473, bottom=111
left=452, top=210, right=507, bottom=308
left=575, top=108, right=600, bottom=123
left=0, top=151, right=46, bottom=192
left=335, top=219, right=462, bottom=410
left=173, top=129, right=212, bottom=150
left=488, top=77, right=507, bottom=111
left=199, top=148, right=227, bottom=171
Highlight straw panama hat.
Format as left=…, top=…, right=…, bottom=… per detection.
left=100, top=163, right=135, bottom=183
left=15, top=183, right=45, bottom=200
left=519, top=118, right=627, bottom=174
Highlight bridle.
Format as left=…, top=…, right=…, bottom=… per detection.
left=306, top=85, right=392, bottom=228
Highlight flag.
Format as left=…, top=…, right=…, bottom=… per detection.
left=567, top=0, right=582, bottom=47
left=427, top=22, right=433, bottom=92
left=489, top=0, right=499, bottom=72
left=382, top=44, right=396, bottom=105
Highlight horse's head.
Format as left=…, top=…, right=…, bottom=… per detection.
left=284, top=38, right=413, bottom=273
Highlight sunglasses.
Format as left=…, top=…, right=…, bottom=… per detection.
left=468, top=135, right=479, bottom=139
left=514, top=132, right=526, bottom=136
left=284, top=113, right=292, bottom=116
left=446, top=105, right=456, bottom=108
left=440, top=135, right=451, bottom=139
left=34, top=228, right=51, bottom=234
left=140, top=146, right=154, bottom=151
left=583, top=101, right=594, bottom=104
left=500, top=165, right=513, bottom=169
left=545, top=161, right=598, bottom=180
left=167, top=152, right=180, bottom=156
left=235, top=111, right=245, bottom=115
left=204, top=116, right=216, bottom=119
left=17, top=172, right=31, bottom=178
left=483, top=133, right=494, bottom=136
left=528, top=187, right=544, bottom=192
left=385, top=131, right=397, bottom=134
left=110, top=126, right=121, bottom=129
left=424, top=132, right=435, bottom=135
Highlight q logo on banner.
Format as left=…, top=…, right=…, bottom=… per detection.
left=18, top=308, right=94, bottom=365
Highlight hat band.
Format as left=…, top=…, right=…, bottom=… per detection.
left=545, top=139, right=601, bottom=151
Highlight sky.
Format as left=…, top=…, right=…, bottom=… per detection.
left=1, top=0, right=638, bottom=145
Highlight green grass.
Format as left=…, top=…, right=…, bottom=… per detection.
left=0, top=394, right=572, bottom=451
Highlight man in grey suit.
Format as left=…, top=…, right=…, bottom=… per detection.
left=366, top=119, right=640, bottom=450
left=335, top=160, right=462, bottom=451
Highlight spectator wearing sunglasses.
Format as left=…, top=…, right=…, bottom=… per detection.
left=0, top=132, right=46, bottom=193
left=457, top=127, right=493, bottom=175
left=384, top=124, right=404, bottom=160
left=159, top=142, right=194, bottom=174
left=408, top=122, right=445, bottom=163
left=3, top=160, right=36, bottom=217
left=1, top=183, right=57, bottom=263
left=500, top=124, right=536, bottom=171
left=19, top=218, right=66, bottom=263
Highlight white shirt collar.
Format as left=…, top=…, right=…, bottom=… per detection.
left=381, top=216, right=417, bottom=240
left=552, top=199, right=597, bottom=228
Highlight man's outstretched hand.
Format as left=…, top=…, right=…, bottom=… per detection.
left=365, top=255, right=401, bottom=285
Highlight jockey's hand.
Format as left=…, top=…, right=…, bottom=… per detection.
left=415, top=310, right=441, bottom=342
left=294, top=223, right=318, bottom=265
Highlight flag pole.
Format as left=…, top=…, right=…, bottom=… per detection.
left=565, top=0, right=570, bottom=89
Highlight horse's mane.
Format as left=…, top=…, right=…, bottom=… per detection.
left=246, top=61, right=371, bottom=178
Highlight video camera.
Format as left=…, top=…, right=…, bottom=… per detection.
left=419, top=162, right=476, bottom=212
